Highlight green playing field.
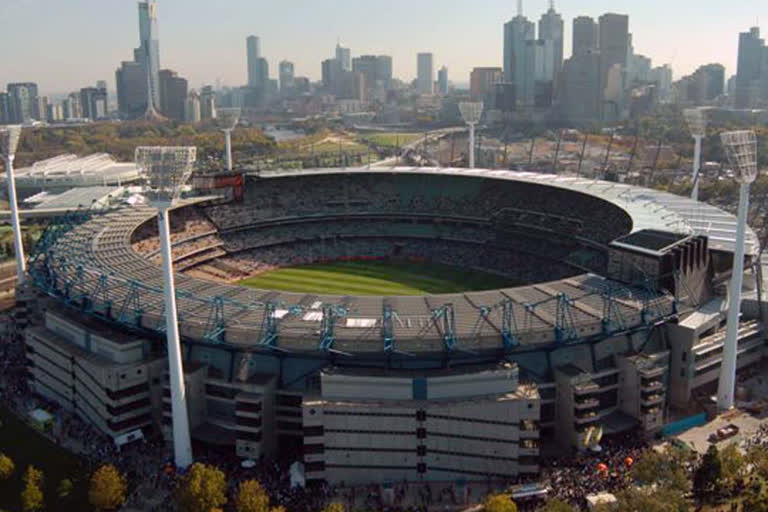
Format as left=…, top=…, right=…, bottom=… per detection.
left=237, top=261, right=515, bottom=296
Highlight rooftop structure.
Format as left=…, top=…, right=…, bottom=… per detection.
left=8, top=154, right=142, bottom=190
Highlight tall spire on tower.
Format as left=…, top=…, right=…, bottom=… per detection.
left=517, top=0, right=523, bottom=17
left=549, top=0, right=555, bottom=11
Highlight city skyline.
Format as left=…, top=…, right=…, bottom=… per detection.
left=1, top=0, right=766, bottom=95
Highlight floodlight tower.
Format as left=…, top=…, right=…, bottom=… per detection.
left=716, top=130, right=757, bottom=412
left=1, top=126, right=26, bottom=284
left=459, top=102, right=484, bottom=169
left=135, top=146, right=196, bottom=468
left=683, top=108, right=707, bottom=201
left=216, top=108, right=241, bottom=172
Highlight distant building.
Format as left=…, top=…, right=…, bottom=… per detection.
left=247, top=35, right=261, bottom=88
left=322, top=58, right=342, bottom=91
left=470, top=67, right=503, bottom=101
left=158, top=69, right=188, bottom=121
left=80, top=86, right=108, bottom=120
left=6, top=82, right=39, bottom=123
left=437, top=66, right=449, bottom=95
left=336, top=42, right=352, bottom=72
left=651, top=65, right=673, bottom=102
left=200, top=86, right=216, bottom=120
left=734, top=27, right=767, bottom=108
left=185, top=91, right=201, bottom=123
left=62, top=93, right=82, bottom=120
left=46, top=102, right=64, bottom=123
left=598, top=13, right=630, bottom=120
left=115, top=60, right=147, bottom=118
left=676, top=63, right=725, bottom=104
left=560, top=51, right=602, bottom=122
left=279, top=61, right=295, bottom=93
left=416, top=53, right=434, bottom=94
left=0, top=93, right=9, bottom=124
left=136, top=0, right=161, bottom=113
left=538, top=3, right=564, bottom=98
left=572, top=16, right=598, bottom=57
left=503, top=10, right=535, bottom=107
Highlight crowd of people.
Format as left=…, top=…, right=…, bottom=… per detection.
left=132, top=207, right=218, bottom=256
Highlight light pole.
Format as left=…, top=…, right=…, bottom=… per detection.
left=1, top=126, right=26, bottom=284
left=683, top=108, right=707, bottom=201
left=135, top=146, right=197, bottom=468
left=459, top=102, right=483, bottom=169
left=216, top=108, right=241, bottom=172
left=716, top=130, right=757, bottom=412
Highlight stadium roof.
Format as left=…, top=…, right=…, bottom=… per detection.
left=255, top=167, right=760, bottom=257
left=30, top=186, right=123, bottom=210
left=7, top=153, right=141, bottom=188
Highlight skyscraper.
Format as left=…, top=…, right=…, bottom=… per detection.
left=0, top=93, right=9, bottom=124
left=116, top=60, right=147, bottom=118
left=6, top=83, right=39, bottom=123
left=598, top=13, right=630, bottom=119
left=538, top=2, right=564, bottom=88
left=247, top=36, right=261, bottom=88
left=159, top=70, right=188, bottom=121
left=336, top=42, right=352, bottom=72
left=438, top=66, right=449, bottom=95
left=503, top=4, right=536, bottom=107
left=417, top=53, right=434, bottom=94
left=734, top=27, right=766, bottom=108
left=136, top=0, right=161, bottom=116
left=470, top=67, right=503, bottom=100
left=80, top=86, right=108, bottom=120
left=572, top=16, right=598, bottom=57
left=279, top=61, right=295, bottom=93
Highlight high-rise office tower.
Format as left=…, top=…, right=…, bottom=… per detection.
left=159, top=70, right=188, bottom=121
left=417, top=53, right=434, bottom=94
left=572, top=16, right=598, bottom=57
left=438, top=66, right=449, bottom=95
left=470, top=67, right=503, bottom=100
left=0, top=93, right=9, bottom=124
left=136, top=0, right=161, bottom=116
left=503, top=2, right=536, bottom=107
left=734, top=27, right=766, bottom=108
left=560, top=52, right=602, bottom=122
left=538, top=2, right=564, bottom=88
left=598, top=13, right=629, bottom=119
left=375, top=56, right=393, bottom=90
left=322, top=58, right=342, bottom=91
left=185, top=91, right=201, bottom=123
left=247, top=36, right=261, bottom=88
left=336, top=42, right=352, bottom=72
left=6, top=83, right=39, bottom=123
left=279, top=61, right=295, bottom=93
left=116, top=60, right=147, bottom=118
left=200, top=86, right=216, bottom=120
left=352, top=55, right=378, bottom=92
left=80, top=86, right=108, bottom=120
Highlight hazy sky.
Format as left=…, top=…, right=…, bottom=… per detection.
left=1, top=0, right=766, bottom=95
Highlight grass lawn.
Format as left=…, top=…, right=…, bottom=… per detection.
left=238, top=261, right=515, bottom=296
left=363, top=133, right=421, bottom=148
left=0, top=405, right=90, bottom=511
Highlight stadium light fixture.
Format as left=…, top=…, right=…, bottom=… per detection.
left=683, top=108, right=707, bottom=201
left=1, top=126, right=26, bottom=284
left=716, top=130, right=757, bottom=412
left=459, top=102, right=483, bottom=169
left=135, top=146, right=196, bottom=468
left=216, top=108, right=241, bottom=172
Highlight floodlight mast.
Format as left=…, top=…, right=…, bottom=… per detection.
left=135, top=146, right=196, bottom=468
left=459, top=102, right=483, bottom=169
left=684, top=108, right=707, bottom=201
left=1, top=126, right=25, bottom=284
left=217, top=108, right=241, bottom=172
left=716, top=130, right=757, bottom=412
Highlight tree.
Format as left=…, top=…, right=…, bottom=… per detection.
left=20, top=466, right=44, bottom=512
left=744, top=478, right=768, bottom=512
left=719, top=443, right=747, bottom=494
left=693, top=445, right=723, bottom=503
left=177, top=463, right=228, bottom=512
left=89, top=464, right=127, bottom=510
left=748, top=445, right=768, bottom=480
left=322, top=504, right=346, bottom=512
left=632, top=445, right=695, bottom=493
left=483, top=493, right=518, bottom=512
left=234, top=479, right=270, bottom=512
left=608, top=487, right=687, bottom=512
left=536, top=499, right=577, bottom=512
left=0, top=453, right=14, bottom=480
left=57, top=478, right=74, bottom=499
